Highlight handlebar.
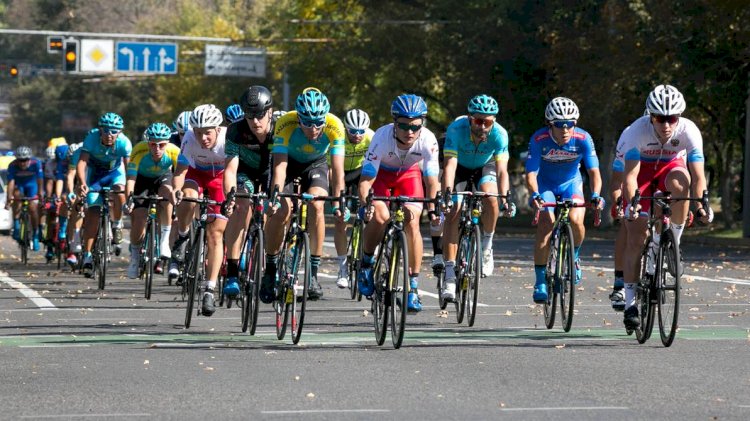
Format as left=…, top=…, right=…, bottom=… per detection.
left=532, top=199, right=601, bottom=227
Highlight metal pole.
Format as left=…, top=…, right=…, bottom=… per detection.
left=283, top=67, right=290, bottom=112
left=0, top=28, right=231, bottom=43
left=743, top=73, right=750, bottom=237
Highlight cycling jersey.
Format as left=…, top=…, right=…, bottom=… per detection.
left=127, top=141, right=180, bottom=178
left=361, top=124, right=440, bottom=179
left=81, top=128, right=132, bottom=172
left=68, top=148, right=82, bottom=171
left=225, top=119, right=274, bottom=172
left=444, top=116, right=509, bottom=169
left=272, top=111, right=345, bottom=163
left=178, top=129, right=226, bottom=176
left=619, top=115, right=704, bottom=166
left=43, top=159, right=57, bottom=179
left=169, top=132, right=182, bottom=148
left=328, top=128, right=375, bottom=171
left=8, top=159, right=43, bottom=197
left=525, top=127, right=599, bottom=187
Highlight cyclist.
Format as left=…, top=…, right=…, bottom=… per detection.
left=332, top=108, right=374, bottom=289
left=42, top=145, right=61, bottom=259
left=221, top=86, right=275, bottom=298
left=225, top=103, right=245, bottom=125
left=124, top=123, right=179, bottom=279
left=170, top=110, right=192, bottom=147
left=170, top=104, right=227, bottom=317
left=62, top=142, right=84, bottom=266
left=259, top=88, right=347, bottom=303
left=77, top=112, right=132, bottom=275
left=357, top=94, right=441, bottom=313
left=621, top=84, right=711, bottom=329
left=5, top=146, right=43, bottom=250
left=525, top=97, right=604, bottom=304
left=440, top=94, right=513, bottom=301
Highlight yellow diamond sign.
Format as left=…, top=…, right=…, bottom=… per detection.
left=80, top=39, right=114, bottom=72
left=88, top=47, right=106, bottom=64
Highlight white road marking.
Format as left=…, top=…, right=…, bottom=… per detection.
left=20, top=414, right=150, bottom=418
left=0, top=275, right=57, bottom=309
left=261, top=409, right=389, bottom=415
left=499, top=406, right=629, bottom=412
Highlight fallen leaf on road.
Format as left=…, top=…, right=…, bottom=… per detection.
left=592, top=253, right=601, bottom=258
left=596, top=286, right=608, bottom=292
left=144, top=360, right=149, bottom=365
left=504, top=310, right=513, bottom=316
left=306, top=393, right=315, bottom=399
left=437, top=310, right=448, bottom=318
left=555, top=344, right=566, bottom=349
left=597, top=271, right=605, bottom=277
left=294, top=376, right=300, bottom=381
left=362, top=310, right=369, bottom=317
left=204, top=367, right=214, bottom=372
left=689, top=307, right=700, bottom=312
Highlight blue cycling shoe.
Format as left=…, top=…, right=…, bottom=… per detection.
left=223, top=276, right=240, bottom=297
left=533, top=283, right=548, bottom=304
left=358, top=266, right=374, bottom=297
left=407, top=291, right=422, bottom=312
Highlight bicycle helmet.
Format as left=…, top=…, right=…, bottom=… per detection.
left=344, top=109, right=370, bottom=131
left=146, top=122, right=172, bottom=141
left=98, top=112, right=124, bottom=129
left=544, top=97, right=580, bottom=121
left=646, top=84, right=686, bottom=115
left=272, top=110, right=287, bottom=121
left=172, top=110, right=192, bottom=134
left=240, top=85, right=273, bottom=114
left=45, top=146, right=56, bottom=160
left=225, top=104, right=245, bottom=124
left=294, top=87, right=330, bottom=121
left=16, top=146, right=32, bottom=160
left=390, top=94, right=428, bottom=119
left=467, top=94, right=499, bottom=115
left=189, top=104, right=224, bottom=128
left=55, top=144, right=69, bottom=161
left=66, top=142, right=82, bottom=159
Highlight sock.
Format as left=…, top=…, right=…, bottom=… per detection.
left=482, top=231, right=494, bottom=251
left=670, top=223, right=684, bottom=245
left=311, top=255, right=321, bottom=277
left=409, top=275, right=419, bottom=291
left=178, top=228, right=190, bottom=237
left=362, top=252, right=375, bottom=268
left=227, top=259, right=239, bottom=278
left=113, top=219, right=123, bottom=229
left=206, top=279, right=217, bottom=290
left=445, top=261, right=456, bottom=280
left=534, top=265, right=546, bottom=287
left=624, top=283, right=636, bottom=308
left=431, top=235, right=443, bottom=255
left=337, top=255, right=347, bottom=271
left=266, top=253, right=279, bottom=273
left=614, top=270, right=624, bottom=289
left=574, top=245, right=581, bottom=260
left=161, top=225, right=171, bottom=241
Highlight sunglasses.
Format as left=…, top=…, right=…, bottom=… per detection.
left=149, top=142, right=168, bottom=148
left=299, top=118, right=326, bottom=129
left=652, top=114, right=679, bottom=125
left=471, top=118, right=494, bottom=128
left=551, top=120, right=576, bottom=129
left=244, top=109, right=268, bottom=120
left=396, top=122, right=423, bottom=132
left=101, top=127, right=122, bottom=135
left=347, top=128, right=365, bottom=136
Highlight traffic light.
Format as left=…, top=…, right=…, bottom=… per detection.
left=47, top=36, right=64, bottom=53
left=9, top=65, right=19, bottom=78
left=63, top=39, right=79, bottom=72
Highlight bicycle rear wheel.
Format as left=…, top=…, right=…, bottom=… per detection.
left=465, top=225, right=482, bottom=327
left=144, top=220, right=156, bottom=300
left=372, top=237, right=390, bottom=346
left=242, top=229, right=263, bottom=334
left=184, top=229, right=204, bottom=328
left=559, top=223, right=576, bottom=333
left=390, top=230, right=409, bottom=349
left=290, top=232, right=310, bottom=344
left=657, top=229, right=680, bottom=347
left=543, top=229, right=559, bottom=329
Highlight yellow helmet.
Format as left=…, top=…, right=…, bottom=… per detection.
left=48, top=137, right=67, bottom=148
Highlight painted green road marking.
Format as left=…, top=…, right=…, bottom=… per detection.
left=0, top=326, right=747, bottom=348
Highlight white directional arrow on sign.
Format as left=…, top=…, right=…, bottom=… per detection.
left=158, top=48, right=174, bottom=73
left=119, top=47, right=134, bottom=71
left=142, top=47, right=151, bottom=72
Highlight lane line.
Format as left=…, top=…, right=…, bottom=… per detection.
left=20, top=414, right=151, bottom=419
left=261, top=409, right=389, bottom=415
left=499, top=406, right=629, bottom=412
left=0, top=275, right=57, bottom=309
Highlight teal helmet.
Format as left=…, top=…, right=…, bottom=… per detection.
left=146, top=122, right=172, bottom=142
left=467, top=94, right=499, bottom=115
left=295, top=87, right=330, bottom=121
left=98, top=112, right=124, bottom=129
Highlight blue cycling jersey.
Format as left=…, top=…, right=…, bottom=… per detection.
left=81, top=128, right=132, bottom=172
left=443, top=116, right=509, bottom=169
left=8, top=158, right=43, bottom=185
left=525, top=127, right=599, bottom=187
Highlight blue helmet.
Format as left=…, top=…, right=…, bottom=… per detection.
left=390, top=94, right=428, bottom=119
left=98, top=112, right=124, bottom=129
left=295, top=87, right=330, bottom=121
left=54, top=144, right=70, bottom=161
left=467, top=94, right=499, bottom=115
left=225, top=103, right=245, bottom=124
left=146, top=122, right=172, bottom=141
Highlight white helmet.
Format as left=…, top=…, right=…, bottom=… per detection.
left=45, top=146, right=56, bottom=160
left=189, top=104, right=223, bottom=129
left=646, top=84, right=686, bottom=115
left=66, top=142, right=82, bottom=159
left=272, top=110, right=287, bottom=122
left=173, top=111, right=192, bottom=134
left=344, top=109, right=370, bottom=131
left=545, top=97, right=580, bottom=121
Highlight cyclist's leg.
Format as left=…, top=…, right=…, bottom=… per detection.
left=224, top=175, right=253, bottom=295
left=478, top=164, right=499, bottom=275
left=662, top=163, right=691, bottom=245
left=304, top=162, right=329, bottom=299
left=202, top=174, right=228, bottom=315
left=623, top=172, right=653, bottom=327
left=157, top=180, right=174, bottom=259
left=532, top=189, right=557, bottom=303
left=397, top=167, right=425, bottom=312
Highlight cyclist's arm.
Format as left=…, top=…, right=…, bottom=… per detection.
left=496, top=158, right=510, bottom=205
left=37, top=177, right=44, bottom=200
left=6, top=179, right=15, bottom=204
left=172, top=163, right=188, bottom=193
left=586, top=167, right=602, bottom=198
left=270, top=153, right=288, bottom=193
left=358, top=174, right=374, bottom=205
left=623, top=159, right=640, bottom=207
left=688, top=160, right=707, bottom=201
left=125, top=176, right=136, bottom=199
left=525, top=171, right=539, bottom=197
left=66, top=168, right=76, bottom=197
left=610, top=170, right=624, bottom=206
left=223, top=156, right=238, bottom=195
left=330, top=153, right=345, bottom=199
left=442, top=156, right=457, bottom=193
left=76, top=151, right=90, bottom=189
left=425, top=175, right=439, bottom=212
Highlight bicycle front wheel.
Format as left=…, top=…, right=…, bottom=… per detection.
left=372, top=237, right=389, bottom=346
left=20, top=216, right=29, bottom=265
left=543, top=229, right=559, bottom=329
left=636, top=247, right=656, bottom=343
left=390, top=230, right=409, bottom=349
left=657, top=229, right=680, bottom=347
left=96, top=216, right=109, bottom=290
left=242, top=229, right=264, bottom=335
left=348, top=220, right=362, bottom=300
left=184, top=229, right=204, bottom=329
left=559, top=223, right=576, bottom=333
left=290, top=232, right=310, bottom=344
left=144, top=221, right=156, bottom=300
left=465, top=225, right=482, bottom=327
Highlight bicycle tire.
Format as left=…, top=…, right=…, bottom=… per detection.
left=242, top=228, right=263, bottom=334
left=543, top=229, right=559, bottom=329
left=184, top=228, right=204, bottom=329
left=559, top=223, right=576, bottom=333
left=372, top=235, right=390, bottom=346
left=95, top=215, right=108, bottom=290
left=275, top=235, right=293, bottom=340
left=390, top=230, right=409, bottom=349
left=456, top=230, right=469, bottom=324
left=636, top=245, right=656, bottom=344
left=348, top=220, right=362, bottom=300
left=466, top=225, right=482, bottom=327
left=290, top=232, right=311, bottom=344
left=657, top=229, right=680, bottom=347
left=20, top=214, right=29, bottom=265
left=144, top=220, right=155, bottom=300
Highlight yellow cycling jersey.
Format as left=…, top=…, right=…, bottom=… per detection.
left=327, top=128, right=375, bottom=171
left=127, top=141, right=180, bottom=178
left=272, top=111, right=345, bottom=163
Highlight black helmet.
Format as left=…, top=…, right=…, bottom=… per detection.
left=240, top=86, right=273, bottom=115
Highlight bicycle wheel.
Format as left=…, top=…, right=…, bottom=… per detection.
left=657, top=229, right=680, bottom=347
left=184, top=228, right=204, bottom=329
left=96, top=216, right=109, bottom=290
left=144, top=220, right=156, bottom=300
left=348, top=220, right=362, bottom=300
left=290, top=232, right=310, bottom=344
left=455, top=231, right=469, bottom=323
left=20, top=215, right=29, bottom=265
left=372, top=237, right=390, bottom=346
left=465, top=225, right=482, bottom=327
left=242, top=229, right=263, bottom=334
left=635, top=246, right=655, bottom=344
left=275, top=236, right=292, bottom=340
left=559, top=223, right=576, bottom=333
left=390, top=230, right=409, bottom=349
left=543, top=229, right=559, bottom=329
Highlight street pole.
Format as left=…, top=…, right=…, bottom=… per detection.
left=744, top=73, right=750, bottom=237
left=283, top=67, right=290, bottom=112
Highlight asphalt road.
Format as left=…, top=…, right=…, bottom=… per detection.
left=1, top=229, right=749, bottom=420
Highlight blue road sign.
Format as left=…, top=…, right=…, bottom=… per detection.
left=116, top=42, right=178, bottom=74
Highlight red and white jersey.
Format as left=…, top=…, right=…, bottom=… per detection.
left=361, top=123, right=440, bottom=178
left=619, top=115, right=705, bottom=167
left=178, top=128, right=227, bottom=176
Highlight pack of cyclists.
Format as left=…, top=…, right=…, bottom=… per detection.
left=2, top=83, right=712, bottom=332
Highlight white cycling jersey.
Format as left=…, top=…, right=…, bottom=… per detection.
left=361, top=123, right=440, bottom=178
left=619, top=115, right=704, bottom=166
left=177, top=128, right=227, bottom=176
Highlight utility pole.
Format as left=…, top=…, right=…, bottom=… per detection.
left=744, top=73, right=750, bottom=237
